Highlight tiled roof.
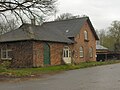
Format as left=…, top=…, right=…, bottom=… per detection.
left=0, top=17, right=99, bottom=43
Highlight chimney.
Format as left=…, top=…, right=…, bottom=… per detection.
left=31, top=18, right=36, bottom=25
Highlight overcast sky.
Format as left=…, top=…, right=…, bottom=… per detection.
left=56, top=0, right=120, bottom=30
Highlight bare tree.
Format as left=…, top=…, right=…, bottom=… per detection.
left=0, top=19, right=18, bottom=34
left=96, top=29, right=107, bottom=45
left=0, top=0, right=57, bottom=23
left=55, top=13, right=80, bottom=21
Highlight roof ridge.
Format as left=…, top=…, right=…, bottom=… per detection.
left=44, top=17, right=88, bottom=24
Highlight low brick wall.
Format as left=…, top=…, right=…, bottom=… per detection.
left=0, top=41, right=33, bottom=68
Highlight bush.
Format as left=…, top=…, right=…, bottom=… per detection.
left=1, top=61, right=11, bottom=68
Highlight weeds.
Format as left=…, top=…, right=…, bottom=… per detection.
left=0, top=60, right=120, bottom=77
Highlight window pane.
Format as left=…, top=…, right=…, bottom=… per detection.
left=80, top=47, right=82, bottom=51
left=1, top=49, right=12, bottom=59
left=66, top=50, right=68, bottom=57
left=80, top=52, right=83, bottom=57
left=89, top=47, right=93, bottom=57
left=2, top=50, right=6, bottom=58
left=84, top=31, right=88, bottom=40
left=80, top=47, right=84, bottom=57
left=69, top=50, right=71, bottom=57
left=7, top=50, right=12, bottom=59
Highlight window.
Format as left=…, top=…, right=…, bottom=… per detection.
left=1, top=49, right=12, bottom=60
left=89, top=47, right=93, bottom=58
left=80, top=47, right=84, bottom=57
left=66, top=50, right=68, bottom=57
left=84, top=31, right=88, bottom=40
left=63, top=46, right=71, bottom=58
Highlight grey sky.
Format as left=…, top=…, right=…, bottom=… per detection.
left=57, top=0, right=120, bottom=30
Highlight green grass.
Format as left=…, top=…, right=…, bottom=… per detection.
left=0, top=60, right=120, bottom=77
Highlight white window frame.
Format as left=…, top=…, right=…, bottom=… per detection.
left=89, top=47, right=93, bottom=58
left=63, top=46, right=71, bottom=58
left=84, top=31, right=88, bottom=40
left=80, top=46, right=84, bottom=57
left=1, top=49, right=12, bottom=60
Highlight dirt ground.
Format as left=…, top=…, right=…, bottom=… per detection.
left=0, top=71, right=63, bottom=82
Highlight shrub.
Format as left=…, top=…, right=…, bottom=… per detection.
left=1, top=61, right=11, bottom=68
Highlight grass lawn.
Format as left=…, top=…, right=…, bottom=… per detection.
left=0, top=60, right=120, bottom=77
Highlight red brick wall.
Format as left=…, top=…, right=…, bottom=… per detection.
left=33, top=41, right=66, bottom=67
left=73, top=21, right=96, bottom=63
left=0, top=41, right=70, bottom=68
left=33, top=41, right=44, bottom=67
left=50, top=43, right=64, bottom=65
left=0, top=41, right=33, bottom=68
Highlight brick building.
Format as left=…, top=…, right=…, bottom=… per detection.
left=0, top=17, right=99, bottom=68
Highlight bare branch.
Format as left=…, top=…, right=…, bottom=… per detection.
left=0, top=0, right=57, bottom=23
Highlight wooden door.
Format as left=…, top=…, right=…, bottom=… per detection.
left=44, top=43, right=50, bottom=65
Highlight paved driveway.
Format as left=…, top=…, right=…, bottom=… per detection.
left=1, top=63, right=120, bottom=90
